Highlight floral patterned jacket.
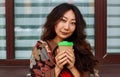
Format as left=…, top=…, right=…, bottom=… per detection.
left=30, top=40, right=100, bottom=77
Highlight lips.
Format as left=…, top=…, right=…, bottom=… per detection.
left=61, top=31, right=69, bottom=35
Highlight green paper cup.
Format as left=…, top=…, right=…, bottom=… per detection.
left=58, top=41, right=73, bottom=52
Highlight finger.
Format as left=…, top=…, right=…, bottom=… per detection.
left=55, top=52, right=66, bottom=62
left=66, top=48, right=74, bottom=54
left=60, top=60, right=67, bottom=66
left=66, top=53, right=75, bottom=63
left=65, top=50, right=75, bottom=63
left=67, top=58, right=72, bottom=64
left=56, top=57, right=67, bottom=69
left=56, top=50, right=66, bottom=57
left=57, top=57, right=67, bottom=65
left=65, top=49, right=74, bottom=56
left=56, top=49, right=60, bottom=54
left=67, top=59, right=74, bottom=69
left=65, top=49, right=75, bottom=59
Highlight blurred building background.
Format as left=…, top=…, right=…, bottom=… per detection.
left=0, top=0, right=120, bottom=77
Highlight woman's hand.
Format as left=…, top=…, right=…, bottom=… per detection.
left=55, top=49, right=68, bottom=77
left=55, top=48, right=80, bottom=77
left=65, top=49, right=81, bottom=77
left=65, top=49, right=75, bottom=69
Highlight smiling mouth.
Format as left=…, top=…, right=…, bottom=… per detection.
left=61, top=32, right=69, bottom=35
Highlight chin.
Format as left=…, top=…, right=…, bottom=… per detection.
left=61, top=36, right=70, bottom=40
left=60, top=34, right=71, bottom=39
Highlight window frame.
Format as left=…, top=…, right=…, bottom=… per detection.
left=0, top=0, right=120, bottom=66
left=0, top=0, right=29, bottom=66
left=95, top=0, right=120, bottom=64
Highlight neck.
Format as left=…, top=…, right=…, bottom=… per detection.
left=53, top=37, right=63, bottom=44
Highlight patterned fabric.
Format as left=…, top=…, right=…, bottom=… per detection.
left=30, top=40, right=100, bottom=77
left=30, top=40, right=55, bottom=77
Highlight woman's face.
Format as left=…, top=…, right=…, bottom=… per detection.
left=54, top=10, right=76, bottom=42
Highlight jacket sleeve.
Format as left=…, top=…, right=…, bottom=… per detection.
left=30, top=41, right=55, bottom=77
left=44, top=68, right=55, bottom=77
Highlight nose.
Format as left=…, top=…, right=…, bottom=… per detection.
left=64, top=22, right=69, bottom=30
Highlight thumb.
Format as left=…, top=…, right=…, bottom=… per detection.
left=56, top=49, right=60, bottom=54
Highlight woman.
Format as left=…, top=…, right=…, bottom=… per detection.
left=30, top=3, right=99, bottom=77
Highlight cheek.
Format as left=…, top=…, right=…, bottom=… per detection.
left=71, top=26, right=76, bottom=32
left=55, top=25, right=59, bottom=31
left=54, top=25, right=60, bottom=34
left=55, top=23, right=63, bottom=31
left=54, top=26, right=57, bottom=34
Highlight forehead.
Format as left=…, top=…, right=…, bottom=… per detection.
left=63, top=10, right=76, bottom=20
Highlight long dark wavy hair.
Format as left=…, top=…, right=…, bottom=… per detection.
left=41, top=3, right=98, bottom=75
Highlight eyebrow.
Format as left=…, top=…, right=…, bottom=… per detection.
left=62, top=16, right=76, bottom=21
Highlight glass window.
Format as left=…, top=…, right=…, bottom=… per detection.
left=107, top=0, right=120, bottom=53
left=14, top=0, right=95, bottom=59
left=0, top=0, right=6, bottom=59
